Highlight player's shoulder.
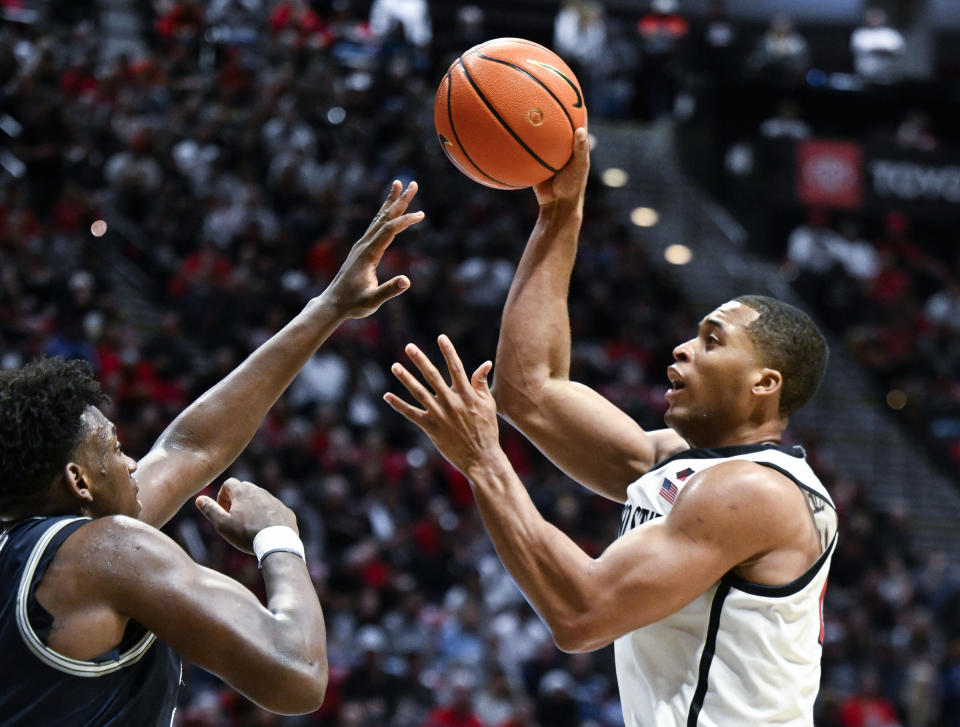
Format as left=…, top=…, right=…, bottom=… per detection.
left=676, top=458, right=806, bottom=518
left=58, top=515, right=176, bottom=574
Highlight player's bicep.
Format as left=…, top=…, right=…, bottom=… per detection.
left=499, top=378, right=659, bottom=502
left=564, top=470, right=775, bottom=650
left=575, top=519, right=736, bottom=648
left=84, top=520, right=285, bottom=687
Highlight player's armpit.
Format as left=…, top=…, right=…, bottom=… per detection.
left=551, top=461, right=806, bottom=652
left=58, top=517, right=327, bottom=715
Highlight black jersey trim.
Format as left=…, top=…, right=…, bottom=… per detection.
left=651, top=443, right=804, bottom=472
left=686, top=582, right=731, bottom=727
left=16, top=517, right=158, bottom=677
left=755, top=462, right=836, bottom=511
left=721, top=533, right=837, bottom=597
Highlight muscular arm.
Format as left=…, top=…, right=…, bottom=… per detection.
left=386, top=341, right=816, bottom=654
left=465, top=458, right=814, bottom=652
left=135, top=182, right=423, bottom=527
left=135, top=296, right=347, bottom=527
left=493, top=130, right=684, bottom=501
left=48, top=516, right=327, bottom=715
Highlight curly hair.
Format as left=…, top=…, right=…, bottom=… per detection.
left=0, top=357, right=107, bottom=507
left=734, top=295, right=828, bottom=417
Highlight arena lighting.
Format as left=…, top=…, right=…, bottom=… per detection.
left=90, top=220, right=107, bottom=237
left=886, top=389, right=907, bottom=410
left=601, top=168, right=629, bottom=187
left=664, top=244, right=693, bottom=265
left=631, top=206, right=659, bottom=227
left=588, top=132, right=598, bottom=149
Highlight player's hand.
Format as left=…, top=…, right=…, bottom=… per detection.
left=195, top=478, right=298, bottom=554
left=384, top=335, right=501, bottom=476
left=533, top=127, right=590, bottom=208
left=323, top=180, right=424, bottom=319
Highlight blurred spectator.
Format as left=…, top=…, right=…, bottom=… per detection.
left=851, top=7, right=905, bottom=84
left=838, top=669, right=901, bottom=726
left=554, top=1, right=607, bottom=75
left=746, top=15, right=810, bottom=82
left=268, top=0, right=327, bottom=48
left=895, top=109, right=939, bottom=151
left=635, top=0, right=689, bottom=121
left=535, top=669, right=580, bottom=727
left=342, top=625, right=402, bottom=723
left=473, top=668, right=514, bottom=727
left=370, top=0, right=432, bottom=49
left=759, top=99, right=812, bottom=141
left=924, top=278, right=960, bottom=334
left=692, top=0, right=739, bottom=80
left=420, top=669, right=485, bottom=727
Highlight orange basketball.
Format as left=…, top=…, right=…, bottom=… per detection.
left=434, top=38, right=587, bottom=190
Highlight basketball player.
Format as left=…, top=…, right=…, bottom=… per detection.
left=384, top=131, right=836, bottom=726
left=0, top=182, right=423, bottom=724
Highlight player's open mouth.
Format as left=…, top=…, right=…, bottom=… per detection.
left=666, top=366, right=685, bottom=391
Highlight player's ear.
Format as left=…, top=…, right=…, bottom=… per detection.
left=63, top=462, right=94, bottom=505
left=752, top=368, right=782, bottom=399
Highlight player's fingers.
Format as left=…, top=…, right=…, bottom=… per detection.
left=368, top=275, right=411, bottom=308
left=386, top=180, right=418, bottom=218
left=437, top=334, right=470, bottom=392
left=362, top=180, right=403, bottom=236
left=376, top=181, right=417, bottom=230
left=380, top=179, right=403, bottom=212
left=571, top=128, right=590, bottom=170
left=404, top=343, right=450, bottom=399
left=471, top=360, right=494, bottom=395
left=216, top=479, right=237, bottom=510
left=195, top=495, right=229, bottom=528
left=391, top=360, right=436, bottom=409
left=382, top=391, right=429, bottom=425
left=368, top=210, right=424, bottom=257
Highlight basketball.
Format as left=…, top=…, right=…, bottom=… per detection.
left=434, top=38, right=587, bottom=190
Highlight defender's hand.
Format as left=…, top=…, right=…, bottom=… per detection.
left=324, top=180, right=424, bottom=319
left=384, top=335, right=501, bottom=475
left=533, top=127, right=590, bottom=208
left=195, top=478, right=298, bottom=554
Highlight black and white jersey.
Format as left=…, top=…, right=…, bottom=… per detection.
left=614, top=443, right=837, bottom=727
left=0, top=516, right=181, bottom=726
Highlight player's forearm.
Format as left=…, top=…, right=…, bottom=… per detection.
left=256, top=552, right=328, bottom=712
left=494, top=202, right=582, bottom=406
left=154, top=295, right=344, bottom=475
left=464, top=450, right=596, bottom=651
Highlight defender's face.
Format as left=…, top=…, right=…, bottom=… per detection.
left=664, top=302, right=764, bottom=445
left=77, top=406, right=140, bottom=518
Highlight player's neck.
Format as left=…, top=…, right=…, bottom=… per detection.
left=685, top=420, right=785, bottom=450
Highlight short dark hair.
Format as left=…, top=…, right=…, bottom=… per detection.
left=0, top=358, right=106, bottom=506
left=734, top=295, right=828, bottom=417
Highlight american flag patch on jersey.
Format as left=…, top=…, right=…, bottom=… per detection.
left=659, top=478, right=679, bottom=505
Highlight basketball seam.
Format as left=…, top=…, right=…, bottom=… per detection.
left=443, top=67, right=523, bottom=189
left=457, top=57, right=559, bottom=175
left=474, top=52, right=577, bottom=133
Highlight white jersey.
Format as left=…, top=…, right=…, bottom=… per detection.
left=613, top=443, right=837, bottom=727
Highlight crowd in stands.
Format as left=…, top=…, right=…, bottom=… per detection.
left=2, top=1, right=959, bottom=725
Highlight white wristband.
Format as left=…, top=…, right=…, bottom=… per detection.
left=252, top=525, right=305, bottom=567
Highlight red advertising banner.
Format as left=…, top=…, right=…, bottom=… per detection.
left=796, top=140, right=864, bottom=209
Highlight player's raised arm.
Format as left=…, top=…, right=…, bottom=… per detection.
left=134, top=182, right=424, bottom=528
left=385, top=337, right=807, bottom=651
left=493, top=129, right=684, bottom=502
